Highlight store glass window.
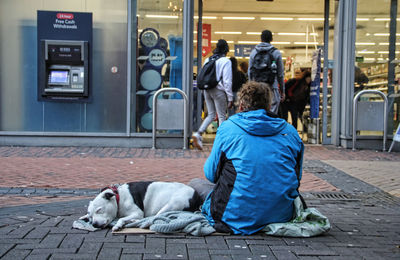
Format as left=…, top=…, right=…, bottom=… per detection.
left=135, top=0, right=184, bottom=133
left=0, top=0, right=128, bottom=133
left=355, top=0, right=399, bottom=135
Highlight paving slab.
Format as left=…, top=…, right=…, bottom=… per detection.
left=0, top=145, right=399, bottom=259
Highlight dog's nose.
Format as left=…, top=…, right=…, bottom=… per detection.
left=92, top=222, right=101, bottom=228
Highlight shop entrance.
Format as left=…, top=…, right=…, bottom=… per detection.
left=194, top=0, right=334, bottom=144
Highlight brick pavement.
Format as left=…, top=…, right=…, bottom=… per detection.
left=0, top=145, right=399, bottom=259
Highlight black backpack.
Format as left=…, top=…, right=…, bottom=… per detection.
left=197, top=54, right=221, bottom=90
left=249, top=47, right=277, bottom=85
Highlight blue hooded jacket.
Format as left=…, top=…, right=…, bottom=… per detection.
left=201, top=109, right=304, bottom=235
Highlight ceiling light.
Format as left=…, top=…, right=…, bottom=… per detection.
left=223, top=17, right=255, bottom=20
left=373, top=18, right=400, bottom=21
left=356, top=18, right=370, bottom=21
left=211, top=40, right=234, bottom=43
left=278, top=33, right=306, bottom=36
left=355, top=42, right=375, bottom=45
left=357, top=51, right=375, bottom=54
left=373, top=33, right=400, bottom=36
left=246, top=32, right=261, bottom=35
left=215, top=31, right=242, bottom=34
left=145, top=14, right=178, bottom=19
left=297, top=18, right=325, bottom=21
left=294, top=42, right=319, bottom=45
left=238, top=41, right=259, bottom=44
left=374, top=18, right=390, bottom=21
left=379, top=42, right=400, bottom=45
left=260, top=17, right=293, bottom=21
left=378, top=51, right=400, bottom=54
left=364, top=58, right=376, bottom=61
left=271, top=41, right=291, bottom=45
left=194, top=16, right=217, bottom=19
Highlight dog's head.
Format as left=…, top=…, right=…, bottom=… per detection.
left=80, top=188, right=118, bottom=228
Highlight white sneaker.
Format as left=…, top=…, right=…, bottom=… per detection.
left=192, top=132, right=203, bottom=150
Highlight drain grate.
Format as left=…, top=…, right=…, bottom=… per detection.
left=311, top=192, right=359, bottom=201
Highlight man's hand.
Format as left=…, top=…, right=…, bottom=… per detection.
left=228, top=101, right=234, bottom=109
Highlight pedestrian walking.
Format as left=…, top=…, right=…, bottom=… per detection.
left=248, top=29, right=285, bottom=114
left=192, top=39, right=233, bottom=150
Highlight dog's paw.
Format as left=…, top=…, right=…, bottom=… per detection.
left=112, top=225, right=122, bottom=232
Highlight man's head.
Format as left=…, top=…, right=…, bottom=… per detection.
left=302, top=70, right=312, bottom=84
left=213, top=39, right=229, bottom=54
left=238, top=81, right=272, bottom=112
left=261, top=30, right=273, bottom=43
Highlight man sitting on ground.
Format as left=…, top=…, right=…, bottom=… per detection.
left=189, top=81, right=304, bottom=235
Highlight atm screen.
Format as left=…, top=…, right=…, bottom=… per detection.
left=49, top=70, right=69, bottom=84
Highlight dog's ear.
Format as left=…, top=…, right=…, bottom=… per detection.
left=103, top=191, right=115, bottom=200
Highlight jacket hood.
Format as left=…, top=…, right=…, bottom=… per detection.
left=229, top=109, right=286, bottom=136
left=255, top=42, right=275, bottom=52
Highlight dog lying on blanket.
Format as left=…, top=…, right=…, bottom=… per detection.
left=80, top=181, right=202, bottom=231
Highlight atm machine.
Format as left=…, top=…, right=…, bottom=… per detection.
left=37, top=10, right=92, bottom=102
left=39, top=40, right=88, bottom=98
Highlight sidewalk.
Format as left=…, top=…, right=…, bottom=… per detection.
left=0, top=145, right=399, bottom=259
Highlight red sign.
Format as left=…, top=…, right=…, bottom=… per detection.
left=57, top=13, right=74, bottom=19
left=200, top=24, right=211, bottom=57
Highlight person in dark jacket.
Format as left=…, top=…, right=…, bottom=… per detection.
left=189, top=81, right=304, bottom=235
left=281, top=70, right=311, bottom=130
left=228, top=56, right=247, bottom=115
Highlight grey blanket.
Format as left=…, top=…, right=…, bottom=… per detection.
left=125, top=211, right=216, bottom=236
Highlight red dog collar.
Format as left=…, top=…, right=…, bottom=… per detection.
left=101, top=185, right=120, bottom=206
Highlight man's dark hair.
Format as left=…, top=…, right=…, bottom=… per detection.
left=261, top=30, right=273, bottom=43
left=238, top=81, right=272, bottom=111
left=213, top=39, right=229, bottom=54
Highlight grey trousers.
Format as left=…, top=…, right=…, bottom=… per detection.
left=270, top=87, right=281, bottom=114
left=197, top=88, right=227, bottom=134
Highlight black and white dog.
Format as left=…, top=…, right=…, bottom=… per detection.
left=80, top=181, right=202, bottom=231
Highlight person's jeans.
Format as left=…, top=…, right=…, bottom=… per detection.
left=197, top=88, right=227, bottom=134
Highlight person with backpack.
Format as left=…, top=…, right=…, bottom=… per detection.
left=281, top=70, right=311, bottom=130
left=192, top=39, right=233, bottom=150
left=188, top=81, right=304, bottom=235
left=228, top=56, right=247, bottom=115
left=248, top=30, right=285, bottom=114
